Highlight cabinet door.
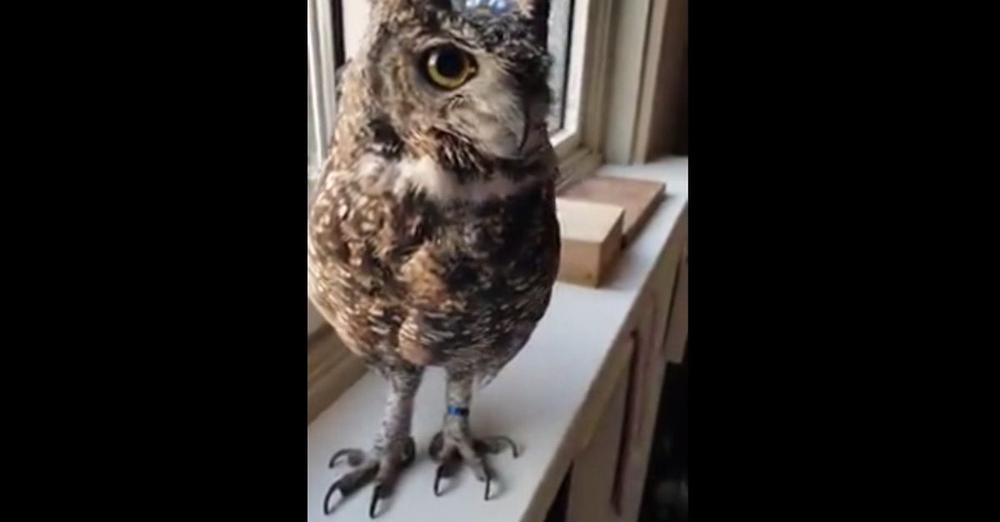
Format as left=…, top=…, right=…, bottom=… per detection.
left=663, top=244, right=688, bottom=364
left=564, top=356, right=631, bottom=522
left=615, top=240, right=687, bottom=522
left=615, top=300, right=660, bottom=522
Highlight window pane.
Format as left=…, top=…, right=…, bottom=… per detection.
left=308, top=78, right=318, bottom=180
left=547, top=0, right=574, bottom=132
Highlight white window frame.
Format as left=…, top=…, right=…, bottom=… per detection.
left=309, top=0, right=612, bottom=188
left=307, top=0, right=341, bottom=335
left=550, top=0, right=613, bottom=188
left=308, top=0, right=338, bottom=175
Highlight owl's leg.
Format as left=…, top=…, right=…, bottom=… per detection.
left=324, top=365, right=423, bottom=518
left=429, top=372, right=519, bottom=501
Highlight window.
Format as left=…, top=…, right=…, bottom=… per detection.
left=307, top=0, right=604, bottom=185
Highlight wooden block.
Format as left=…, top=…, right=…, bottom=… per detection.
left=560, top=176, right=666, bottom=246
left=556, top=198, right=625, bottom=287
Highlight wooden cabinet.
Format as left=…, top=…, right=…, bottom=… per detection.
left=564, top=339, right=631, bottom=522
left=553, top=223, right=688, bottom=522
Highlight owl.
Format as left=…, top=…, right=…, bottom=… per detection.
left=308, top=0, right=559, bottom=516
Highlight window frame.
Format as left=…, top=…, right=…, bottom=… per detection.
left=307, top=0, right=344, bottom=186
left=306, top=0, right=340, bottom=335
left=309, top=0, right=611, bottom=186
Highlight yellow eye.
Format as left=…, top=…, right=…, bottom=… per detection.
left=424, top=46, right=477, bottom=90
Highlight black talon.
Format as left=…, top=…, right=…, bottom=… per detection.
left=323, top=479, right=342, bottom=515
left=484, top=469, right=493, bottom=501
left=369, top=484, right=383, bottom=519
left=434, top=465, right=446, bottom=496
left=329, top=449, right=352, bottom=468
left=494, top=436, right=519, bottom=458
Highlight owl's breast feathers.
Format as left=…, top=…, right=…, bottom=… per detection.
left=308, top=161, right=560, bottom=372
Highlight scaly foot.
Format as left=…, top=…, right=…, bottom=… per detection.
left=324, top=437, right=416, bottom=517
left=428, top=431, right=518, bottom=500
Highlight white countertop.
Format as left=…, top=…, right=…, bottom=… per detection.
left=308, top=157, right=689, bottom=522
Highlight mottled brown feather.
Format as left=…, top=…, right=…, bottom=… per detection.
left=307, top=0, right=558, bottom=385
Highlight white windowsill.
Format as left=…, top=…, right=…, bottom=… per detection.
left=308, top=157, right=688, bottom=522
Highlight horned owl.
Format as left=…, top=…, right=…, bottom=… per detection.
left=308, top=0, right=559, bottom=516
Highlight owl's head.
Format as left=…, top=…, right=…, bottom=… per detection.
left=339, top=0, right=553, bottom=172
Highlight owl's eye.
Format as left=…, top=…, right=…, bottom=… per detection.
left=424, top=45, right=477, bottom=90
